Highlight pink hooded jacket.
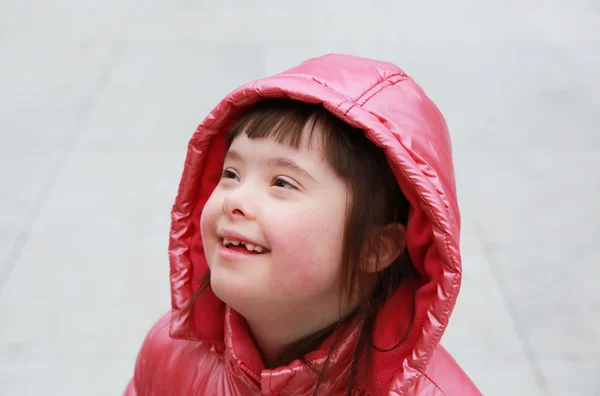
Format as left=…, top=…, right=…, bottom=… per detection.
left=125, top=54, right=481, bottom=395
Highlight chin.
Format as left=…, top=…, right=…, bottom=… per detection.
left=209, top=266, right=256, bottom=312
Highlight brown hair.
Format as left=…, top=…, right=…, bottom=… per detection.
left=186, top=99, right=416, bottom=394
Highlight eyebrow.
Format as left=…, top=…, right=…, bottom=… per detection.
left=225, top=150, right=243, bottom=162
left=225, top=150, right=316, bottom=182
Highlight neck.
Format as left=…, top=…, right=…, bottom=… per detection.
left=244, top=297, right=362, bottom=368
left=245, top=307, right=335, bottom=366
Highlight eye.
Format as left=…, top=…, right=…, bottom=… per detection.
left=221, top=168, right=239, bottom=180
left=273, top=177, right=297, bottom=190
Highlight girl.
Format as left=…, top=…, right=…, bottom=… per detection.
left=125, top=54, right=481, bottom=395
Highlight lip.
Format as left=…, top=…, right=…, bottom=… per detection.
left=217, top=228, right=269, bottom=251
left=216, top=228, right=270, bottom=262
left=217, top=244, right=267, bottom=262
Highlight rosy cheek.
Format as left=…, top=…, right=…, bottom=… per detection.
left=265, top=210, right=343, bottom=289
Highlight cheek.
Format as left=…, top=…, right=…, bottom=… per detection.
left=265, top=205, right=346, bottom=290
left=200, top=191, right=222, bottom=255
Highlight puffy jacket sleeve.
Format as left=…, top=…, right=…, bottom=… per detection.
left=122, top=312, right=234, bottom=396
left=123, top=312, right=172, bottom=396
left=389, top=346, right=482, bottom=395
left=124, top=379, right=138, bottom=396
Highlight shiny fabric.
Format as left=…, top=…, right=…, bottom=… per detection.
left=125, top=54, right=481, bottom=395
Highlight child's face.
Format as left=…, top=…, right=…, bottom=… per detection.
left=200, top=132, right=349, bottom=321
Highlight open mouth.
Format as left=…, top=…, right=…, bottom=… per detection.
left=221, top=238, right=269, bottom=254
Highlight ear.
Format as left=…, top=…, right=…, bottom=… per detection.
left=364, top=223, right=406, bottom=273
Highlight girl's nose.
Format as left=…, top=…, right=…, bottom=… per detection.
left=222, top=188, right=256, bottom=220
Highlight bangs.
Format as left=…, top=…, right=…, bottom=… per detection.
left=226, top=99, right=349, bottom=156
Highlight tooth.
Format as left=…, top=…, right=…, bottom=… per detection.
left=223, top=238, right=230, bottom=245
left=231, top=240, right=240, bottom=246
left=245, top=243, right=255, bottom=251
left=255, top=246, right=264, bottom=253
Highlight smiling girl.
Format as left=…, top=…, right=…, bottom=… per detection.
left=125, top=54, right=481, bottom=395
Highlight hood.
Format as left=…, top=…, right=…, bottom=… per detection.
left=168, top=53, right=462, bottom=393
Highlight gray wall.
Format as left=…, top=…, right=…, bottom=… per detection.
left=1, top=1, right=598, bottom=395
